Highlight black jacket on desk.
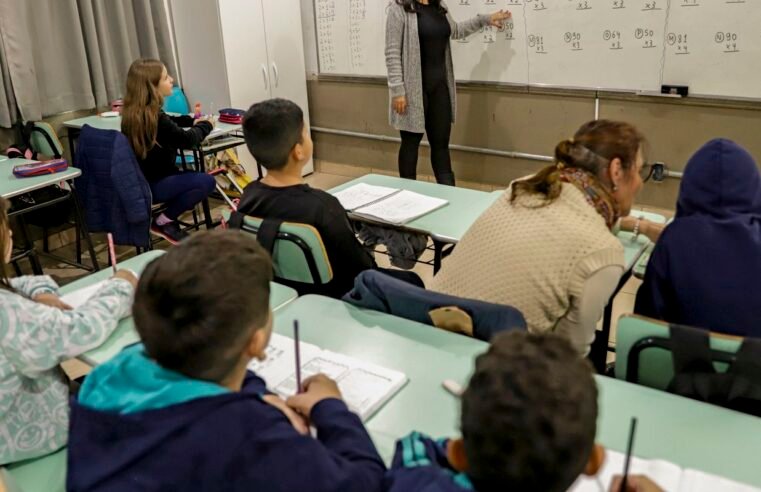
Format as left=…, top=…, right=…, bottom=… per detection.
left=237, top=181, right=377, bottom=299
left=130, top=111, right=213, bottom=183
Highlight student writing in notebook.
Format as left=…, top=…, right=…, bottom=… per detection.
left=66, top=230, right=385, bottom=492
left=121, top=58, right=216, bottom=245
left=0, top=197, right=137, bottom=465
left=384, top=331, right=663, bottom=492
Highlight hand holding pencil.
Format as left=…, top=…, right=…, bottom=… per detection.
left=286, top=374, right=343, bottom=418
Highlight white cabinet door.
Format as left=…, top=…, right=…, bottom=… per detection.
left=170, top=0, right=231, bottom=108
left=218, top=0, right=271, bottom=176
left=261, top=0, right=313, bottom=174
left=218, top=0, right=271, bottom=108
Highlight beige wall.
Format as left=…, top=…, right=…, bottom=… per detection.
left=307, top=78, right=761, bottom=210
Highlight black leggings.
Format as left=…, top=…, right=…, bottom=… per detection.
left=398, top=81, right=454, bottom=186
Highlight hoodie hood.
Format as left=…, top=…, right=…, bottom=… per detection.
left=676, top=138, right=761, bottom=219
left=78, top=344, right=229, bottom=414
left=68, top=349, right=270, bottom=491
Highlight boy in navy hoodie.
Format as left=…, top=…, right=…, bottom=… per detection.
left=384, top=331, right=663, bottom=492
left=67, top=230, right=385, bottom=492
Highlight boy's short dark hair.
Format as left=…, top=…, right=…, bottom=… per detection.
left=133, top=230, right=273, bottom=382
left=242, top=98, right=304, bottom=171
left=462, top=331, right=598, bottom=492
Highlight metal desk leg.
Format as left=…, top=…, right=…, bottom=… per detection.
left=588, top=272, right=631, bottom=373
left=15, top=215, right=43, bottom=275
left=68, top=181, right=100, bottom=271
left=193, top=147, right=214, bottom=229
left=433, top=240, right=445, bottom=274
left=67, top=128, right=80, bottom=164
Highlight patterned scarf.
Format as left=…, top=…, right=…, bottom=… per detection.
left=558, top=167, right=620, bottom=229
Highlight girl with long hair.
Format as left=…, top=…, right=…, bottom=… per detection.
left=122, top=59, right=216, bottom=244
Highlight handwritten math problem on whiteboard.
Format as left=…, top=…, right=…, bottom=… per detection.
left=313, top=0, right=760, bottom=99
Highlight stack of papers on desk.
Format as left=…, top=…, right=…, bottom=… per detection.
left=248, top=333, right=407, bottom=421
left=332, top=183, right=448, bottom=225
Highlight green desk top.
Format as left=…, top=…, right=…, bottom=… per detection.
left=329, top=174, right=500, bottom=243
left=633, top=244, right=654, bottom=279
left=0, top=159, right=81, bottom=199
left=274, top=295, right=761, bottom=486
left=6, top=294, right=758, bottom=490
left=618, top=210, right=666, bottom=270
left=68, top=251, right=298, bottom=366
left=63, top=114, right=241, bottom=141
left=330, top=175, right=665, bottom=270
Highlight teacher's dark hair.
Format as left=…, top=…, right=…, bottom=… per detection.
left=396, top=0, right=447, bottom=13
left=510, top=120, right=645, bottom=205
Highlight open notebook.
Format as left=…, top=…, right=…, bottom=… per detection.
left=61, top=280, right=110, bottom=309
left=248, top=332, right=408, bottom=421
left=332, top=183, right=448, bottom=225
left=61, top=275, right=136, bottom=316
left=569, top=449, right=759, bottom=492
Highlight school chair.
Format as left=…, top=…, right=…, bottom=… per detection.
left=225, top=210, right=333, bottom=293
left=162, top=86, right=190, bottom=115
left=22, top=121, right=72, bottom=253
left=74, top=125, right=154, bottom=251
left=162, top=86, right=200, bottom=169
left=0, top=448, right=67, bottom=492
left=24, top=121, right=64, bottom=159
left=344, top=269, right=527, bottom=341
left=615, top=315, right=744, bottom=391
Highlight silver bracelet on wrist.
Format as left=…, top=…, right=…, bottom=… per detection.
left=632, top=218, right=642, bottom=238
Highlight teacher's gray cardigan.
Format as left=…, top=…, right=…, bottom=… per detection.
left=384, top=1, right=490, bottom=133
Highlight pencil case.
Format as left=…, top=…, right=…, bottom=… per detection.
left=13, top=158, right=69, bottom=177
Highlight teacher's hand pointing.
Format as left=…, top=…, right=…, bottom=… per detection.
left=489, top=9, right=512, bottom=28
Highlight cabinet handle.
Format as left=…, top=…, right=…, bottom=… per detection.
left=272, top=63, right=280, bottom=88
left=261, top=64, right=269, bottom=91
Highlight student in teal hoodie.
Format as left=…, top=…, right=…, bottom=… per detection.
left=67, top=229, right=385, bottom=492
left=0, top=197, right=137, bottom=465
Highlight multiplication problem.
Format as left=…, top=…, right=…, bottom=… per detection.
left=564, top=32, right=583, bottom=50
left=576, top=0, right=592, bottom=10
left=612, top=0, right=626, bottom=8
left=715, top=32, right=740, bottom=53
left=603, top=29, right=623, bottom=49
left=480, top=25, right=497, bottom=44
left=526, top=0, right=548, bottom=11
left=528, top=34, right=547, bottom=54
left=635, top=27, right=657, bottom=48
left=667, top=32, right=690, bottom=54
left=642, top=1, right=662, bottom=10
left=498, top=20, right=516, bottom=40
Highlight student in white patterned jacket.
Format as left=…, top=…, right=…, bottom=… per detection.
left=0, top=197, right=137, bottom=465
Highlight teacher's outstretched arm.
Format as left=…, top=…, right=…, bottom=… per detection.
left=448, top=8, right=512, bottom=40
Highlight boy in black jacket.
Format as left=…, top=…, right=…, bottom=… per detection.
left=238, top=98, right=377, bottom=298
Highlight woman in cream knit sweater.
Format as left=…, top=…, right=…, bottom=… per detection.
left=431, top=120, right=648, bottom=356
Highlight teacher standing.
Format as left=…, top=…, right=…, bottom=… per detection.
left=385, top=0, right=510, bottom=186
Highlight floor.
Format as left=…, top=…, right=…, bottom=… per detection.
left=20, top=165, right=672, bottom=378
